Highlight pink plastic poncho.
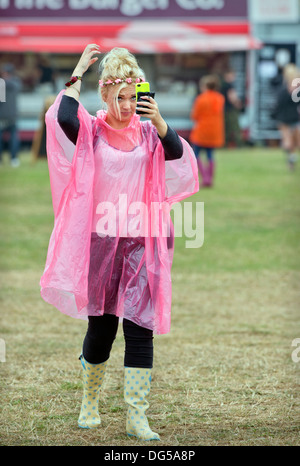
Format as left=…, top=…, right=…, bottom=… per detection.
left=40, top=90, right=199, bottom=334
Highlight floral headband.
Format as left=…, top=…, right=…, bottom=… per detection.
left=99, top=76, right=145, bottom=87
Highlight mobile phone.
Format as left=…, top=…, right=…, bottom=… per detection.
left=136, top=81, right=150, bottom=98
left=136, top=82, right=155, bottom=115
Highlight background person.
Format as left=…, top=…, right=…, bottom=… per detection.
left=271, top=64, right=300, bottom=171
left=220, top=69, right=243, bottom=148
left=31, top=95, right=56, bottom=161
left=0, top=63, right=22, bottom=167
left=190, top=74, right=225, bottom=187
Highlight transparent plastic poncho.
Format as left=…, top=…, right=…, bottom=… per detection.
left=40, top=90, right=199, bottom=334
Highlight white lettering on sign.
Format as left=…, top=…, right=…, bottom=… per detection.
left=120, top=0, right=169, bottom=16
left=176, top=0, right=224, bottom=10
left=1, top=0, right=226, bottom=12
left=15, top=0, right=63, bottom=9
left=69, top=0, right=118, bottom=10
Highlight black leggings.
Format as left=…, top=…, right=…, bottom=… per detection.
left=82, top=314, right=154, bottom=368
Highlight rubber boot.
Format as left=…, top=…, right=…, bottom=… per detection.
left=197, top=158, right=209, bottom=187
left=206, top=160, right=215, bottom=187
left=124, top=367, right=160, bottom=441
left=287, top=152, right=297, bottom=171
left=78, top=355, right=107, bottom=429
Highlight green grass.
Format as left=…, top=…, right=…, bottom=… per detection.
left=0, top=147, right=299, bottom=446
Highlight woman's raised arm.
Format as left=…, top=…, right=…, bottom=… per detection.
left=65, top=44, right=101, bottom=101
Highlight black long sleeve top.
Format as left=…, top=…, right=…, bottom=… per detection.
left=57, top=95, right=183, bottom=160
left=272, top=86, right=300, bottom=125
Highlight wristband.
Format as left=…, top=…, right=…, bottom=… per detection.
left=65, top=76, right=82, bottom=87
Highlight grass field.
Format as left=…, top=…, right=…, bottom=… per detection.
left=0, top=147, right=299, bottom=446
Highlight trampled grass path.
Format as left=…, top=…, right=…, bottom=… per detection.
left=0, top=148, right=299, bottom=446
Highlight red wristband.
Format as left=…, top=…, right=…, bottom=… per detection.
left=65, top=76, right=82, bottom=87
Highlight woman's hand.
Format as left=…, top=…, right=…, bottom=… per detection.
left=73, top=44, right=101, bottom=76
left=65, top=44, right=101, bottom=101
left=137, top=96, right=168, bottom=138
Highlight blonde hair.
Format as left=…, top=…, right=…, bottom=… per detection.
left=98, top=48, right=145, bottom=119
left=283, top=63, right=300, bottom=85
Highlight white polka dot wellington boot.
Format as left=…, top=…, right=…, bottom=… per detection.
left=78, top=355, right=107, bottom=429
left=124, top=367, right=160, bottom=441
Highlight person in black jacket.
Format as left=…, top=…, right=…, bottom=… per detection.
left=0, top=64, right=22, bottom=167
left=272, top=64, right=300, bottom=170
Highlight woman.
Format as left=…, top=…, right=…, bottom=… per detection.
left=190, top=75, right=225, bottom=187
left=40, top=44, right=198, bottom=441
left=272, top=64, right=300, bottom=171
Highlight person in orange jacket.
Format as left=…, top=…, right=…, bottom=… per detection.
left=190, top=75, right=225, bottom=187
